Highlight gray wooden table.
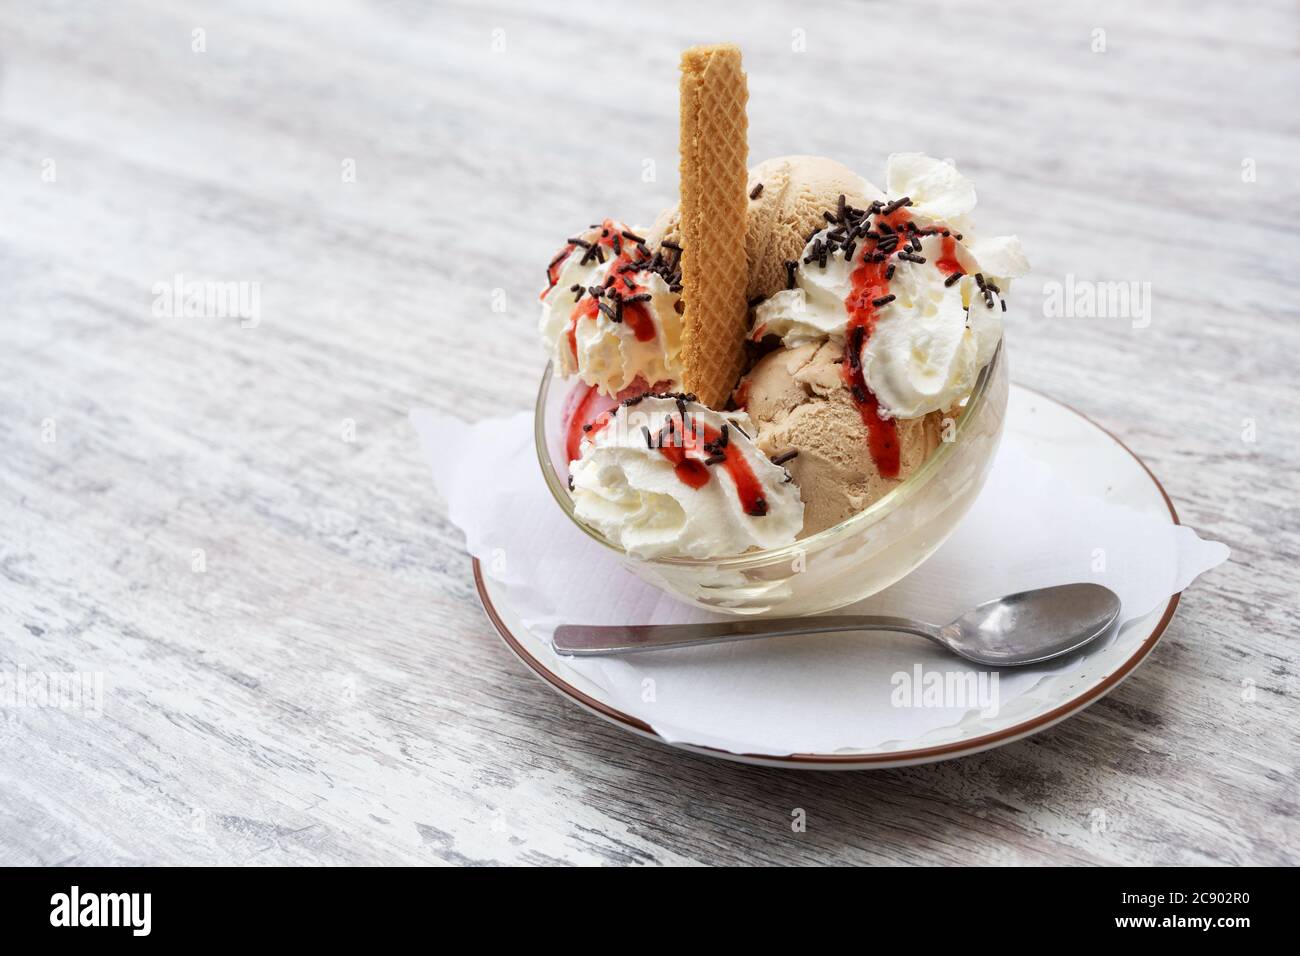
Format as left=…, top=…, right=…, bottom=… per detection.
left=2, top=0, right=1296, bottom=866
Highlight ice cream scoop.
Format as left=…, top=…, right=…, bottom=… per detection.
left=649, top=154, right=882, bottom=304
left=738, top=341, right=946, bottom=536
left=539, top=219, right=685, bottom=398
left=568, top=394, right=803, bottom=558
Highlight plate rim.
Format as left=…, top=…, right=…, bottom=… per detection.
left=472, top=386, right=1182, bottom=768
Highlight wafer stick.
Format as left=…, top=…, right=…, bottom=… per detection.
left=677, top=44, right=750, bottom=410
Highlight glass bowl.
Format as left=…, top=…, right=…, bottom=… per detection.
left=535, top=343, right=1008, bottom=616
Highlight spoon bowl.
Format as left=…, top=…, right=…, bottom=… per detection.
left=939, top=584, right=1122, bottom=665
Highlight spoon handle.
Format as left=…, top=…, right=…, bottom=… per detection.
left=552, top=615, right=940, bottom=656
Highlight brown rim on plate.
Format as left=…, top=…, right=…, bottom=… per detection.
left=472, top=388, right=1183, bottom=766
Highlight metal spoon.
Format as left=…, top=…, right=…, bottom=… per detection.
left=552, top=583, right=1120, bottom=666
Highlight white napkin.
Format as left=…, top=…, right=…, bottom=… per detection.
left=413, top=395, right=1228, bottom=756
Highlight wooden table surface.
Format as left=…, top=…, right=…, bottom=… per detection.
left=2, top=0, right=1296, bottom=866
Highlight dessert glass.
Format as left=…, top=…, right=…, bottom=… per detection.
left=536, top=344, right=1008, bottom=616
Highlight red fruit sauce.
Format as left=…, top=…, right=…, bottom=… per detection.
left=840, top=208, right=967, bottom=479
left=562, top=381, right=620, bottom=464
left=651, top=415, right=768, bottom=516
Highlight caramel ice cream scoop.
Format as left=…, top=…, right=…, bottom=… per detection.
left=738, top=340, right=947, bottom=537
left=649, top=155, right=883, bottom=303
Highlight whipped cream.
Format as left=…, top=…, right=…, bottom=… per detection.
left=539, top=221, right=683, bottom=397
left=750, top=154, right=1028, bottom=419
left=569, top=396, right=803, bottom=559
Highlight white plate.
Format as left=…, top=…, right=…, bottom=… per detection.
left=474, top=385, right=1181, bottom=769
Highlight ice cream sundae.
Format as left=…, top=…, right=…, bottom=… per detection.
left=538, top=44, right=1026, bottom=559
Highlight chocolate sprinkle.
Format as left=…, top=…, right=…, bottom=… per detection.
left=546, top=250, right=569, bottom=284
left=749, top=183, right=764, bottom=200
left=898, top=251, right=926, bottom=264
left=770, top=449, right=799, bottom=466
left=944, top=272, right=963, bottom=287
left=872, top=294, right=896, bottom=307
